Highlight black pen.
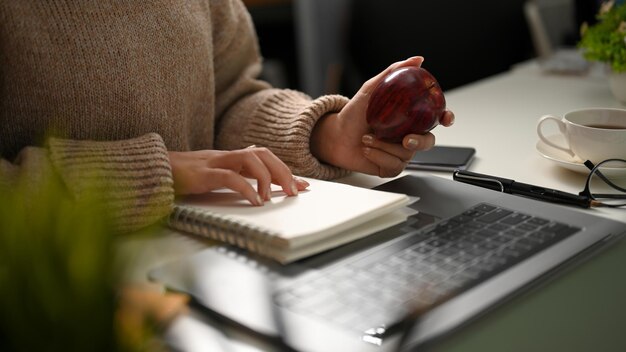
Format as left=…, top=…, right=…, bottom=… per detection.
left=452, top=170, right=598, bottom=208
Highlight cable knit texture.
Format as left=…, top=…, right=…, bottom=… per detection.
left=48, top=133, right=174, bottom=233
left=0, top=0, right=349, bottom=233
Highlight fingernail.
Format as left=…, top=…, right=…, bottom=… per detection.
left=255, top=194, right=264, bottom=206
left=265, top=187, right=272, bottom=201
left=294, top=177, right=310, bottom=189
left=363, top=147, right=371, bottom=155
left=362, top=134, right=374, bottom=145
left=406, top=138, right=419, bottom=149
left=290, top=181, right=298, bottom=196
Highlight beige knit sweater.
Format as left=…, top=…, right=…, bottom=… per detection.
left=0, top=0, right=349, bottom=233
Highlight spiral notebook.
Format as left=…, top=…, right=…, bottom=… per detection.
left=167, top=177, right=411, bottom=264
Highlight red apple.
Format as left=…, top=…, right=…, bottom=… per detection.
left=366, top=67, right=446, bottom=143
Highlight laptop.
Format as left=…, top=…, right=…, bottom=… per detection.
left=149, top=173, right=625, bottom=352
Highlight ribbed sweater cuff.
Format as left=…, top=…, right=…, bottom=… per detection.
left=48, top=133, right=174, bottom=233
left=244, top=89, right=351, bottom=179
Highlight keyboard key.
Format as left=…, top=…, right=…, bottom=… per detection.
left=487, top=223, right=509, bottom=231
left=490, top=252, right=514, bottom=265
left=425, top=238, right=449, bottom=247
left=481, top=255, right=508, bottom=266
left=423, top=254, right=448, bottom=265
left=465, top=246, right=490, bottom=257
left=438, top=220, right=462, bottom=230
left=464, top=234, right=485, bottom=244
left=460, top=266, right=485, bottom=280
left=448, top=227, right=476, bottom=237
left=475, top=229, right=499, bottom=239
left=504, top=229, right=525, bottom=237
left=438, top=246, right=460, bottom=257
left=475, top=204, right=497, bottom=212
left=490, top=234, right=514, bottom=244
left=449, top=214, right=475, bottom=224
left=517, top=223, right=539, bottom=232
left=465, top=221, right=487, bottom=230
left=517, top=237, right=541, bottom=247
left=437, top=261, right=460, bottom=274
left=452, top=241, right=472, bottom=250
left=509, top=240, right=532, bottom=252
left=439, top=231, right=463, bottom=241
left=482, top=241, right=501, bottom=250
left=501, top=213, right=531, bottom=225
left=543, top=223, right=581, bottom=237
left=527, top=217, right=550, bottom=226
left=529, top=231, right=556, bottom=243
left=412, top=244, right=436, bottom=255
left=462, top=209, right=484, bottom=217
left=431, top=226, right=451, bottom=235
left=500, top=246, right=523, bottom=258
left=477, top=209, right=513, bottom=223
left=453, top=253, right=475, bottom=264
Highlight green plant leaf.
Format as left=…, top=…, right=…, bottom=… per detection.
left=579, top=2, right=626, bottom=72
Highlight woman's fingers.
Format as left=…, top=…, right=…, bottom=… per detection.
left=234, top=149, right=274, bottom=200
left=362, top=147, right=407, bottom=178
left=360, top=56, right=424, bottom=96
left=363, top=133, right=435, bottom=159
left=360, top=132, right=437, bottom=178
left=169, top=147, right=309, bottom=205
left=440, top=110, right=455, bottom=127
left=211, top=169, right=265, bottom=206
left=212, top=147, right=305, bottom=201
left=239, top=147, right=300, bottom=197
left=293, top=177, right=310, bottom=191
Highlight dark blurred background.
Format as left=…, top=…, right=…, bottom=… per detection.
left=243, top=0, right=603, bottom=97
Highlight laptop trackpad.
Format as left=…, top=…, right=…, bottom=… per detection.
left=149, top=247, right=289, bottom=336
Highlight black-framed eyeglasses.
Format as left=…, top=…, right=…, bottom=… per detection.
left=579, top=158, right=626, bottom=208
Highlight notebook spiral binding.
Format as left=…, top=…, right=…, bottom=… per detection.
left=167, top=205, right=280, bottom=259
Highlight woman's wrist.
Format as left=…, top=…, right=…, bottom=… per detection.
left=310, top=112, right=340, bottom=166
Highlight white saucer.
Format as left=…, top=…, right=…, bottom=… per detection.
left=535, top=134, right=626, bottom=178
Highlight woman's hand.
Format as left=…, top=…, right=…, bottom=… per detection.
left=310, top=56, right=455, bottom=177
left=168, top=147, right=309, bottom=206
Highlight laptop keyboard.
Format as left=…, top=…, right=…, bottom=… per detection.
left=273, top=203, right=581, bottom=334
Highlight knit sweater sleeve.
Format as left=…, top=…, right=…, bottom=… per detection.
left=213, top=0, right=350, bottom=180
left=49, top=133, right=174, bottom=233
left=0, top=133, right=174, bottom=234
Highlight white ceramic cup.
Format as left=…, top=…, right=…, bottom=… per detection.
left=536, top=108, right=626, bottom=164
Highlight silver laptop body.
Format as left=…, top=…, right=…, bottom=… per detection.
left=150, top=174, right=625, bottom=352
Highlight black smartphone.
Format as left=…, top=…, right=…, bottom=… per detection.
left=407, top=145, right=476, bottom=171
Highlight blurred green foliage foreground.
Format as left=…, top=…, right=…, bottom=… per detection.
left=0, top=177, right=154, bottom=351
